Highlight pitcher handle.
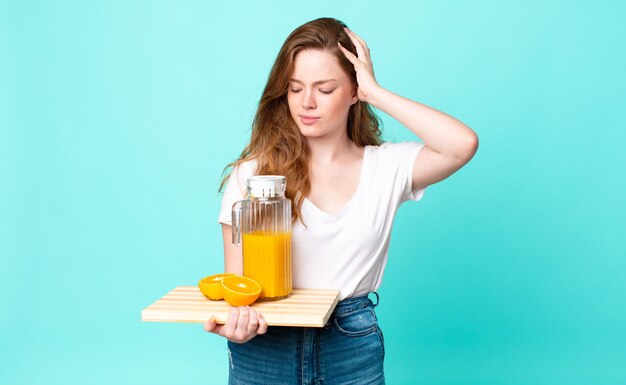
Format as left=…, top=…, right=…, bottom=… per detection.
left=232, top=200, right=244, bottom=246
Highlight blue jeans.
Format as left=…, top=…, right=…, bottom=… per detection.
left=227, top=293, right=385, bottom=385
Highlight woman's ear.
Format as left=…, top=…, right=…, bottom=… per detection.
left=351, top=87, right=358, bottom=104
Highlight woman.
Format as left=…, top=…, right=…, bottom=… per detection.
left=205, top=17, right=478, bottom=384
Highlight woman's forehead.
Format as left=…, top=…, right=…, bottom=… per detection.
left=291, top=49, right=348, bottom=82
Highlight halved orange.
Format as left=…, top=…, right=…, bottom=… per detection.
left=220, top=276, right=262, bottom=307
left=198, top=273, right=235, bottom=300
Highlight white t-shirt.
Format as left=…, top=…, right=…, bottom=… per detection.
left=218, top=141, right=427, bottom=300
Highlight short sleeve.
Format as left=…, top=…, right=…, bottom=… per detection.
left=395, top=141, right=427, bottom=203
left=379, top=142, right=425, bottom=203
left=367, top=141, right=427, bottom=206
left=218, top=161, right=256, bottom=225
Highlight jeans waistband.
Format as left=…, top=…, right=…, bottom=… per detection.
left=332, top=292, right=379, bottom=316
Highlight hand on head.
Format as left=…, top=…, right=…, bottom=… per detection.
left=204, top=306, right=268, bottom=344
left=337, top=27, right=380, bottom=103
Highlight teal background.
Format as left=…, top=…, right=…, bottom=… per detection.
left=1, top=0, right=625, bottom=384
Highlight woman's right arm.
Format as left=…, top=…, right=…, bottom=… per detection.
left=203, top=224, right=268, bottom=343
left=222, top=224, right=243, bottom=275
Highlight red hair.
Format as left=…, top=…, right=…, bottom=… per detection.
left=221, top=18, right=382, bottom=224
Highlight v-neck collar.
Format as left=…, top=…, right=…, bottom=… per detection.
left=303, top=146, right=370, bottom=219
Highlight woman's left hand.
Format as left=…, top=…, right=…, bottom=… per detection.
left=338, top=27, right=382, bottom=103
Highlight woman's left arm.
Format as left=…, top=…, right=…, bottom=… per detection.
left=339, top=28, right=478, bottom=191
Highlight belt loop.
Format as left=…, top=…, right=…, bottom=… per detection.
left=370, top=291, right=380, bottom=307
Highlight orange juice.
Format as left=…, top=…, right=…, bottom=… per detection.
left=242, top=230, right=292, bottom=300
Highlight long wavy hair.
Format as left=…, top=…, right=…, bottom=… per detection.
left=220, top=17, right=382, bottom=224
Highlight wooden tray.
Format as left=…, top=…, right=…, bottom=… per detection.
left=142, top=286, right=340, bottom=327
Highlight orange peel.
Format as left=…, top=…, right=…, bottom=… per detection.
left=220, top=276, right=262, bottom=306
left=198, top=273, right=235, bottom=300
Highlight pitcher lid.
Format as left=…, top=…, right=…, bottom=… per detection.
left=247, top=175, right=286, bottom=198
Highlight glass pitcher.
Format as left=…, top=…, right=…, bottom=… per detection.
left=232, top=175, right=292, bottom=300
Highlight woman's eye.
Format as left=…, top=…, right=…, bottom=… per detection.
left=319, top=89, right=335, bottom=95
left=290, top=88, right=302, bottom=93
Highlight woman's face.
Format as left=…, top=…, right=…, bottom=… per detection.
left=287, top=49, right=358, bottom=140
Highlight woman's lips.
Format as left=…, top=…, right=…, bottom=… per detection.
left=299, top=115, right=320, bottom=125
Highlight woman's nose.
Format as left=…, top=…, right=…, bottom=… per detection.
left=302, top=90, right=316, bottom=109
